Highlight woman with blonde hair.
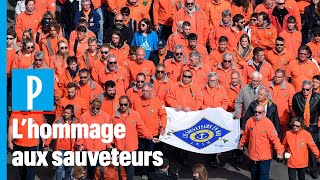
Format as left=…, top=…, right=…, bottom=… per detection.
left=192, top=164, right=208, bottom=180
left=50, top=40, right=69, bottom=81
left=234, top=34, right=253, bottom=69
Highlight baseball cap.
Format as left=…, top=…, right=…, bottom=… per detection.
left=158, top=39, right=167, bottom=48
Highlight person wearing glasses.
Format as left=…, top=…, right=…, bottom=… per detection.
left=91, top=44, right=111, bottom=81
left=214, top=53, right=243, bottom=88
left=105, top=13, right=133, bottom=45
left=244, top=13, right=258, bottom=39
left=265, top=37, right=293, bottom=71
left=239, top=105, right=283, bottom=180
left=242, top=87, right=280, bottom=136
left=306, top=27, right=320, bottom=66
left=242, top=47, right=274, bottom=84
left=29, top=51, right=47, bottom=69
left=172, top=0, right=209, bottom=46
left=95, top=54, right=129, bottom=95
left=164, top=45, right=188, bottom=82
left=77, top=68, right=103, bottom=103
left=148, top=39, right=174, bottom=66
left=12, top=37, right=37, bottom=69
left=282, top=116, right=320, bottom=180
left=182, top=50, right=211, bottom=86
left=50, top=40, right=69, bottom=80
left=113, top=95, right=157, bottom=180
left=75, top=98, right=113, bottom=180
left=286, top=45, right=319, bottom=91
left=209, top=36, right=233, bottom=68
left=126, top=73, right=146, bottom=105
left=166, top=69, right=203, bottom=112
left=251, top=12, right=277, bottom=50
left=150, top=64, right=173, bottom=102
left=184, top=33, right=210, bottom=65
left=131, top=18, right=159, bottom=59
left=211, top=10, right=233, bottom=51
left=279, top=16, right=302, bottom=56
left=109, top=30, right=131, bottom=64
left=120, top=7, right=137, bottom=35
left=292, top=80, right=320, bottom=178
left=77, top=36, right=100, bottom=71
left=228, top=14, right=247, bottom=49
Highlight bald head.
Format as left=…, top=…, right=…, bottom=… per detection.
left=114, top=14, right=124, bottom=29
left=136, top=48, right=146, bottom=63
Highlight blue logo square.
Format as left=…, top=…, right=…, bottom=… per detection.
left=12, top=69, right=54, bottom=111
left=174, top=118, right=230, bottom=149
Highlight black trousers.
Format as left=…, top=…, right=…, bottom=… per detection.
left=13, top=144, right=38, bottom=180
left=288, top=167, right=306, bottom=180
left=306, top=126, right=318, bottom=173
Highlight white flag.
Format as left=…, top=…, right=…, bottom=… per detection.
left=160, top=107, right=240, bottom=154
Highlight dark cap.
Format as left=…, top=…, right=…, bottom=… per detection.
left=312, top=27, right=320, bottom=34
left=41, top=18, right=51, bottom=27
left=158, top=39, right=167, bottom=48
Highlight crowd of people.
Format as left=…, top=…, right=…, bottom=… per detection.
left=6, top=0, right=320, bottom=179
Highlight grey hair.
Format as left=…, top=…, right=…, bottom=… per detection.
left=142, top=82, right=153, bottom=90
left=107, top=54, right=117, bottom=60
left=177, top=21, right=184, bottom=28
left=222, top=52, right=233, bottom=60
left=259, top=87, right=270, bottom=97
left=222, top=10, right=231, bottom=17
left=189, top=50, right=202, bottom=59
left=302, top=80, right=313, bottom=87
left=34, top=51, right=44, bottom=59
left=208, top=72, right=219, bottom=80
left=251, top=71, right=262, bottom=80
left=174, top=44, right=184, bottom=52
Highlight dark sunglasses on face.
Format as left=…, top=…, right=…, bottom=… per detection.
left=122, top=13, right=129, bottom=16
left=27, top=46, right=34, bottom=49
left=137, top=81, right=145, bottom=83
left=115, top=20, right=123, bottom=22
left=255, top=111, right=263, bottom=114
left=141, top=24, right=146, bottom=27
left=35, top=59, right=43, bottom=62
left=302, top=88, right=310, bottom=91
left=108, top=62, right=117, bottom=65
left=119, top=103, right=128, bottom=107
left=101, top=51, right=109, bottom=54
left=239, top=21, right=245, bottom=24
left=7, top=37, right=14, bottom=40
left=223, top=60, right=232, bottom=63
left=277, top=2, right=285, bottom=5
left=183, top=75, right=192, bottom=78
left=175, top=53, right=183, bottom=56
left=186, top=3, right=194, bottom=5
left=92, top=107, right=100, bottom=110
left=276, top=44, right=284, bottom=46
left=314, top=34, right=320, bottom=37
left=250, top=19, right=257, bottom=22
left=60, top=46, right=68, bottom=49
left=80, top=76, right=88, bottom=79
left=156, top=70, right=165, bottom=74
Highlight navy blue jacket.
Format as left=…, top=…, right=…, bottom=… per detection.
left=73, top=9, right=100, bottom=34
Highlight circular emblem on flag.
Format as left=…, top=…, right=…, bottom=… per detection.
left=190, top=129, right=214, bottom=143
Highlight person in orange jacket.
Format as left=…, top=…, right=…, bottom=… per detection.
left=56, top=82, right=89, bottom=119
left=125, top=0, right=150, bottom=26
left=8, top=111, right=45, bottom=180
left=167, top=21, right=190, bottom=52
left=239, top=105, right=284, bottom=180
left=7, top=30, right=16, bottom=79
left=214, top=52, right=244, bottom=88
left=40, top=21, right=68, bottom=66
left=212, top=10, right=233, bottom=50
left=282, top=116, right=320, bottom=180
left=132, top=82, right=166, bottom=175
left=15, top=0, right=42, bottom=41
left=265, top=37, right=294, bottom=71
left=150, top=64, right=174, bottom=103
left=201, top=72, right=228, bottom=110
left=172, top=0, right=209, bottom=45
left=279, top=16, right=302, bottom=56
left=234, top=34, right=254, bottom=69
left=50, top=40, right=69, bottom=81
left=78, top=36, right=101, bottom=71
left=182, top=50, right=211, bottom=86
left=251, top=12, right=277, bottom=50
left=12, top=37, right=38, bottom=69
left=209, top=36, right=235, bottom=68
left=286, top=45, right=320, bottom=91
left=109, top=30, right=130, bottom=62
left=34, top=0, right=56, bottom=16
left=307, top=27, right=320, bottom=65
left=205, top=0, right=231, bottom=28
left=112, top=95, right=159, bottom=179
left=166, top=70, right=204, bottom=111
left=69, top=25, right=91, bottom=59
left=95, top=54, right=130, bottom=95
left=127, top=48, right=155, bottom=83
left=91, top=44, right=110, bottom=81
left=44, top=105, right=78, bottom=180
left=58, top=56, right=81, bottom=95
left=183, top=33, right=210, bottom=65
left=226, top=70, right=243, bottom=112
left=126, top=73, right=145, bottom=104
left=164, top=45, right=188, bottom=82
left=254, top=0, right=275, bottom=13
left=231, top=0, right=254, bottom=22
left=77, top=68, right=103, bottom=103
left=69, top=18, right=96, bottom=51
left=75, top=98, right=114, bottom=180
left=153, top=0, right=176, bottom=40
left=265, top=69, right=295, bottom=141
left=98, top=80, right=120, bottom=116
left=242, top=47, right=274, bottom=84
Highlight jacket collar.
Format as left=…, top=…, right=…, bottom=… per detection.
left=115, top=108, right=131, bottom=118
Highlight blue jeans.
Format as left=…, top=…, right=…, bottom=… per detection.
left=250, top=159, right=271, bottom=180
left=95, top=6, right=104, bottom=45
left=55, top=150, right=72, bottom=180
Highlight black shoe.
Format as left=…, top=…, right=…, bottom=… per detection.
left=311, top=171, right=318, bottom=179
